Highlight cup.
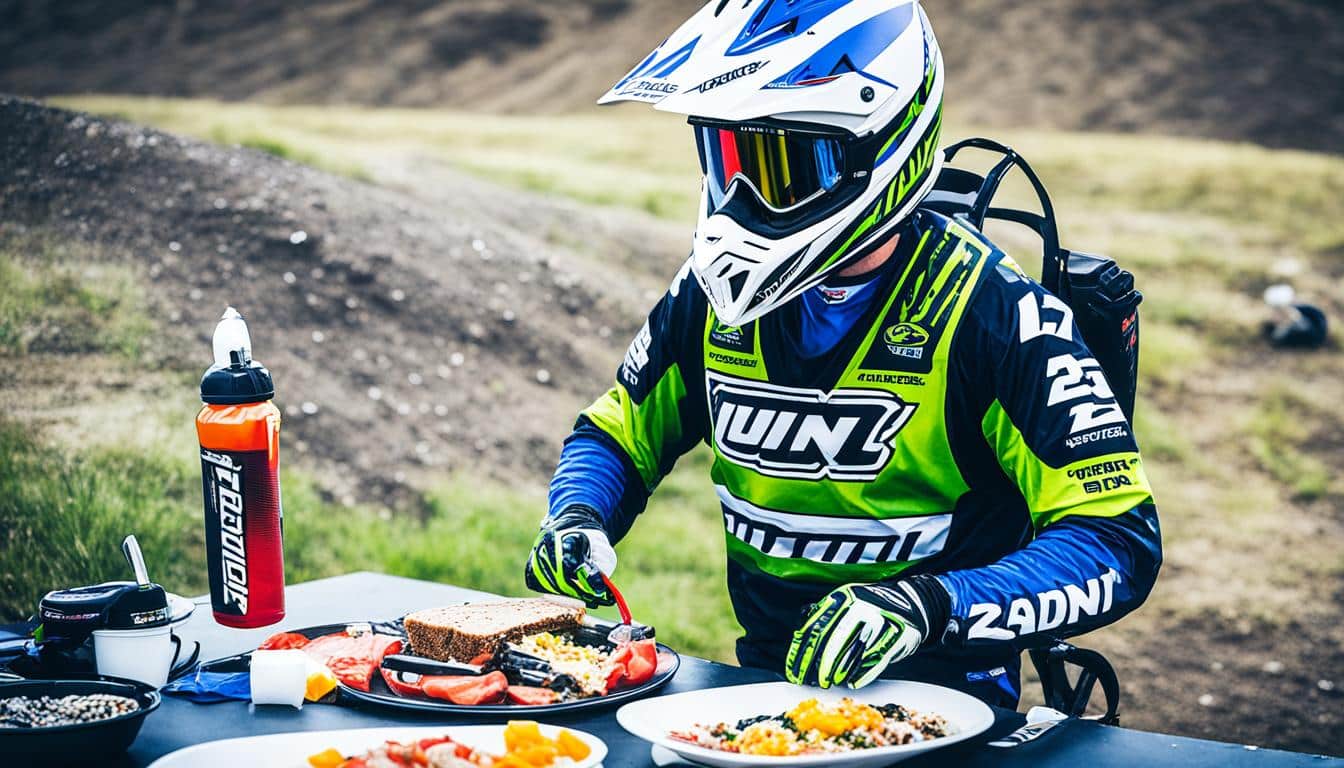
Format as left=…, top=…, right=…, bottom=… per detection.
left=92, top=625, right=183, bottom=688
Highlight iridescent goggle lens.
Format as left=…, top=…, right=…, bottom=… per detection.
left=695, top=125, right=844, bottom=213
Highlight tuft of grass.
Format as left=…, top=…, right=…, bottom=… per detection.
left=0, top=420, right=207, bottom=619
left=0, top=422, right=739, bottom=661
left=0, top=242, right=151, bottom=359
left=1245, top=388, right=1335, bottom=502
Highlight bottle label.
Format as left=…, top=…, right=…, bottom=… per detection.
left=201, top=448, right=251, bottom=616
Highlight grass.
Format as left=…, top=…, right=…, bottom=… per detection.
left=0, top=239, right=152, bottom=359
left=0, top=420, right=739, bottom=661
left=52, top=96, right=702, bottom=220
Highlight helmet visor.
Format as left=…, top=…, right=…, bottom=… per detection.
left=694, top=124, right=844, bottom=214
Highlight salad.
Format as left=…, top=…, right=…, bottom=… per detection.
left=669, top=697, right=952, bottom=756
left=306, top=721, right=592, bottom=768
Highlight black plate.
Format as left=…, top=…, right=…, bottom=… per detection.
left=244, top=620, right=680, bottom=716
left=0, top=676, right=161, bottom=765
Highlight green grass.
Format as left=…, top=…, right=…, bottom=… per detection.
left=1246, top=387, right=1336, bottom=502
left=0, top=421, right=738, bottom=661
left=0, top=240, right=151, bottom=359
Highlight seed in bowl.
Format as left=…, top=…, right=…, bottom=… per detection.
left=0, top=694, right=140, bottom=729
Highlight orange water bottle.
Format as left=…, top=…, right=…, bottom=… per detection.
left=196, top=307, right=285, bottom=628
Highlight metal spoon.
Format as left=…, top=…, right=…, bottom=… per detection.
left=122, top=534, right=151, bottom=589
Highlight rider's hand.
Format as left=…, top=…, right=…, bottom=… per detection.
left=786, top=576, right=950, bottom=689
left=524, top=506, right=617, bottom=608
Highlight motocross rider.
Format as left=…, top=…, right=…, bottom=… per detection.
left=524, top=0, right=1161, bottom=707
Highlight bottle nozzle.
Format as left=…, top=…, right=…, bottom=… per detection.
left=213, top=306, right=254, bottom=369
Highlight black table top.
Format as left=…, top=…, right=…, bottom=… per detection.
left=119, top=573, right=1337, bottom=767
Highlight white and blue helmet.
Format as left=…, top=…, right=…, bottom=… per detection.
left=600, top=0, right=945, bottom=326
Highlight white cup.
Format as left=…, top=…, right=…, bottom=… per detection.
left=92, top=625, right=182, bottom=688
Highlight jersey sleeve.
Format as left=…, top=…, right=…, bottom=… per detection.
left=934, top=257, right=1161, bottom=649
left=576, top=260, right=709, bottom=502
left=977, top=259, right=1153, bottom=527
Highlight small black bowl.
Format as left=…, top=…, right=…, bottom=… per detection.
left=0, top=676, right=160, bottom=765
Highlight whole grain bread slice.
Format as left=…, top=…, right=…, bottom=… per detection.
left=403, top=598, right=585, bottom=662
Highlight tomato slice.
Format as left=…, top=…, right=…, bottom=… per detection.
left=506, top=685, right=560, bottom=706
left=604, top=662, right=626, bottom=693
left=421, top=671, right=509, bottom=706
left=258, top=632, right=311, bottom=650
left=380, top=667, right=425, bottom=698
left=327, top=655, right=373, bottom=691
left=623, top=640, right=658, bottom=686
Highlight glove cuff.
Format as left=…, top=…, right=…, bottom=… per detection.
left=896, top=575, right=952, bottom=648
left=544, top=504, right=608, bottom=533
left=544, top=505, right=617, bottom=576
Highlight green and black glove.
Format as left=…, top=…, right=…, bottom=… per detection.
left=524, top=506, right=617, bottom=608
left=786, top=576, right=950, bottom=689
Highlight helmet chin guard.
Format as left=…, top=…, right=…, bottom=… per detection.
left=601, top=1, right=947, bottom=325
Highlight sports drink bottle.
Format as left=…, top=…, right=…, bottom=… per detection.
left=196, top=307, right=285, bottom=628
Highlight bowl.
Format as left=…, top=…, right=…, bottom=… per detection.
left=0, top=676, right=161, bottom=765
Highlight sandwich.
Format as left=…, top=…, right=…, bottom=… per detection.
left=403, top=598, right=585, bottom=663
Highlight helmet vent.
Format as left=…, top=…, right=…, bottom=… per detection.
left=729, top=271, right=749, bottom=299
left=715, top=0, right=754, bottom=17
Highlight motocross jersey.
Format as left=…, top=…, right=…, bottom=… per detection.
left=552, top=208, right=1161, bottom=704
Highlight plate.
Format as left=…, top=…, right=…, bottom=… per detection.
left=616, top=680, right=994, bottom=768
left=242, top=621, right=680, bottom=715
left=166, top=593, right=196, bottom=626
left=146, top=724, right=607, bottom=768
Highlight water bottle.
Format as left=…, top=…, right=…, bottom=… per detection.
left=196, top=307, right=286, bottom=628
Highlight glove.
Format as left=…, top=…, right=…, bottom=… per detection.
left=785, top=576, right=950, bottom=689
left=524, top=506, right=618, bottom=608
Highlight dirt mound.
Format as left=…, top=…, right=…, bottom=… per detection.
left=1, top=0, right=1341, bottom=152
left=0, top=95, right=665, bottom=508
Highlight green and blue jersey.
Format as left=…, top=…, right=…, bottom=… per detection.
left=550, top=209, right=1161, bottom=705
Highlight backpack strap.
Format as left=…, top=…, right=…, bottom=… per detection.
left=925, top=138, right=1065, bottom=293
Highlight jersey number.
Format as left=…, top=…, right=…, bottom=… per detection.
left=1045, top=354, right=1126, bottom=434
left=1018, top=293, right=1074, bottom=344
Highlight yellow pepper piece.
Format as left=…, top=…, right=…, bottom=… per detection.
left=556, top=730, right=591, bottom=761
left=515, top=743, right=560, bottom=767
left=504, top=720, right=545, bottom=752
left=305, top=667, right=338, bottom=702
left=306, top=748, right=345, bottom=768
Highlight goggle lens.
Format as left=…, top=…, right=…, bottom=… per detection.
left=696, top=126, right=844, bottom=212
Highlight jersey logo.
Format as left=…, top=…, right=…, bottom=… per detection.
left=882, top=323, right=930, bottom=360
left=965, top=568, right=1120, bottom=641
left=707, top=372, right=917, bottom=481
left=709, top=320, right=755, bottom=353
left=620, top=321, right=653, bottom=387
left=717, top=486, right=951, bottom=565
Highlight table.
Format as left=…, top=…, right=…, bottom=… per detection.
left=121, top=573, right=1338, bottom=767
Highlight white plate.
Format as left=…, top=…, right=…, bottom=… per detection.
left=166, top=592, right=195, bottom=626
left=616, top=681, right=993, bottom=768
left=146, top=724, right=607, bottom=768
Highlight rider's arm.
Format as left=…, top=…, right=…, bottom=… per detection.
left=935, top=260, right=1162, bottom=650
left=546, top=262, right=708, bottom=541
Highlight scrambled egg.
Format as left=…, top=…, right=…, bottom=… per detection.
left=514, top=632, right=610, bottom=695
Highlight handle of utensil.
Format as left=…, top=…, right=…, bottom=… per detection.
left=382, top=654, right=484, bottom=677
left=122, top=535, right=151, bottom=588
left=601, top=573, right=632, bottom=625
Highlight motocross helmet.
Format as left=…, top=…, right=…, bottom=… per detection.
left=600, top=0, right=945, bottom=327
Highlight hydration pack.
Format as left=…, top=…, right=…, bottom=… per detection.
left=924, top=138, right=1142, bottom=419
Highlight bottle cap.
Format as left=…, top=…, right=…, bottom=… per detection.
left=201, top=307, right=275, bottom=404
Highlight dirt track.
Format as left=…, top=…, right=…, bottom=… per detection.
left=1, top=0, right=1340, bottom=152
left=0, top=95, right=681, bottom=509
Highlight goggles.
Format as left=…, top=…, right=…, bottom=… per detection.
left=693, top=121, right=847, bottom=214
